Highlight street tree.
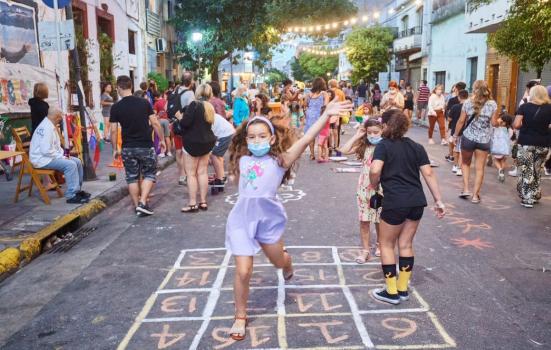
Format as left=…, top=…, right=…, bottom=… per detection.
left=264, top=68, right=289, bottom=86
left=345, top=26, right=394, bottom=84
left=468, top=0, right=551, bottom=78
left=296, top=52, right=338, bottom=80
left=172, top=0, right=356, bottom=81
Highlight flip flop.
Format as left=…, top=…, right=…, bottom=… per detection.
left=355, top=249, right=371, bottom=264
left=471, top=196, right=481, bottom=204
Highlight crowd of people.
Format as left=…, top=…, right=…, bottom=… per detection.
left=19, top=70, right=550, bottom=341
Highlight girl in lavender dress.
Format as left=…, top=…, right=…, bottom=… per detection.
left=226, top=99, right=354, bottom=341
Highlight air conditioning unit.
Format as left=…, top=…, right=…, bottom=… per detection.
left=156, top=38, right=167, bottom=53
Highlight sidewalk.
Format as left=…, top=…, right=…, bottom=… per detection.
left=0, top=144, right=174, bottom=274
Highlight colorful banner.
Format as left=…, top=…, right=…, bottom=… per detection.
left=0, top=63, right=58, bottom=114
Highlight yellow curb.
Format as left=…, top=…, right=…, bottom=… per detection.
left=0, top=248, right=21, bottom=275
left=19, top=238, right=41, bottom=263
left=71, top=199, right=107, bottom=221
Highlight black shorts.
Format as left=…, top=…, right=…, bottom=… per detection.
left=330, top=123, right=338, bottom=129
left=121, top=147, right=157, bottom=184
left=404, top=101, right=414, bottom=110
left=381, top=206, right=424, bottom=225
left=460, top=135, right=491, bottom=152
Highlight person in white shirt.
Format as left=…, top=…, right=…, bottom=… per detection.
left=29, top=108, right=90, bottom=204
left=427, top=84, right=447, bottom=145
left=210, top=113, right=236, bottom=191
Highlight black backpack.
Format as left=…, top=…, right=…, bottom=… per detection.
left=167, top=87, right=187, bottom=120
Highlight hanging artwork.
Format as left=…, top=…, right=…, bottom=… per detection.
left=0, top=0, right=40, bottom=66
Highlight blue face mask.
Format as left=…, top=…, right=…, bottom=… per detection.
left=367, top=136, right=382, bottom=145
left=248, top=141, right=271, bottom=157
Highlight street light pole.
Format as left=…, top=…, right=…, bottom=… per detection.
left=192, top=32, right=203, bottom=82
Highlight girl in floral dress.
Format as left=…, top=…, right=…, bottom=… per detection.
left=339, top=118, right=383, bottom=263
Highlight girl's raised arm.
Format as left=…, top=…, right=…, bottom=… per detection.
left=280, top=98, right=353, bottom=168
left=339, top=126, right=365, bottom=155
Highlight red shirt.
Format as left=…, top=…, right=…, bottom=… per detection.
left=417, top=86, right=430, bottom=102
left=154, top=99, right=167, bottom=119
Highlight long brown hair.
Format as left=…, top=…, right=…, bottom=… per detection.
left=353, top=118, right=383, bottom=159
left=229, top=119, right=297, bottom=183
left=471, top=80, right=492, bottom=116
left=381, top=110, right=410, bottom=140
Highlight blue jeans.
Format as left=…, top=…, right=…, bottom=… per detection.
left=42, top=157, right=83, bottom=199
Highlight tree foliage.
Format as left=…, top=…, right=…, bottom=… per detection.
left=172, top=0, right=356, bottom=81
left=487, top=0, right=551, bottom=78
left=264, top=68, right=289, bottom=86
left=147, top=72, right=169, bottom=92
left=345, top=26, right=394, bottom=84
left=293, top=53, right=338, bottom=81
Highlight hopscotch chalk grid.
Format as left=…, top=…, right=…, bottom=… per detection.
left=118, top=246, right=456, bottom=350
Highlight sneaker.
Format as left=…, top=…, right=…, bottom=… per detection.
left=136, top=202, right=154, bottom=215
left=136, top=211, right=145, bottom=217
left=521, top=201, right=534, bottom=208
left=372, top=288, right=400, bottom=305
left=508, top=167, right=517, bottom=177
left=452, top=165, right=458, bottom=173
left=398, top=290, right=409, bottom=301
left=445, top=155, right=454, bottom=163
left=167, top=152, right=173, bottom=157
left=78, top=190, right=92, bottom=199
left=498, top=170, right=505, bottom=183
left=66, top=193, right=89, bottom=204
left=158, top=153, right=166, bottom=158
left=441, top=139, right=448, bottom=146
left=428, top=139, right=435, bottom=145
left=456, top=168, right=463, bottom=176
left=178, top=176, right=187, bottom=186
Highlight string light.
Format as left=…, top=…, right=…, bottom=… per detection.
left=301, top=45, right=347, bottom=56
left=287, top=12, right=382, bottom=33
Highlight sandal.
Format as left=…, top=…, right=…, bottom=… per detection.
left=310, top=155, right=316, bottom=160
left=229, top=315, right=248, bottom=341
left=282, top=249, right=294, bottom=281
left=374, top=243, right=381, bottom=258
left=459, top=191, right=472, bottom=199
left=181, top=204, right=199, bottom=213
left=198, top=202, right=208, bottom=211
left=471, top=195, right=481, bottom=204
left=355, top=249, right=371, bottom=264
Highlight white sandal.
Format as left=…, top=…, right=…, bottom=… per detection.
left=355, top=249, right=371, bottom=264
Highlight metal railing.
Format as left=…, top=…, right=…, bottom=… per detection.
left=398, top=26, right=422, bottom=38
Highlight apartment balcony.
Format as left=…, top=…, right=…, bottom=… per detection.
left=465, top=0, right=510, bottom=33
left=393, top=26, right=422, bottom=55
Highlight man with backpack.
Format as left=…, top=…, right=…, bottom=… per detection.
left=167, top=71, right=196, bottom=185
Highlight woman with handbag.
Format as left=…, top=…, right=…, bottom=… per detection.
left=452, top=80, right=499, bottom=204
left=369, top=110, right=445, bottom=305
left=513, top=85, right=551, bottom=208
left=175, top=84, right=217, bottom=212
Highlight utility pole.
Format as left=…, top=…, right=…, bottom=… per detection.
left=65, top=5, right=96, bottom=180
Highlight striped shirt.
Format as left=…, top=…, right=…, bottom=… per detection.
left=417, top=86, right=430, bottom=102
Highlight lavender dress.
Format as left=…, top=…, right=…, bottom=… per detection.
left=305, top=93, right=324, bottom=132
left=226, top=155, right=287, bottom=256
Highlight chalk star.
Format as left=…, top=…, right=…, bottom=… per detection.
left=451, top=237, right=494, bottom=250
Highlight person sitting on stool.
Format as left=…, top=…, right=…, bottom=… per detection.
left=29, top=108, right=91, bottom=204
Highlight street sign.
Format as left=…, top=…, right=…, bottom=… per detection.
left=37, top=20, right=75, bottom=51
left=41, top=0, right=71, bottom=9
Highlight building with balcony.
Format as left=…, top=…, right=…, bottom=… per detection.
left=428, top=0, right=487, bottom=92
left=465, top=0, right=550, bottom=112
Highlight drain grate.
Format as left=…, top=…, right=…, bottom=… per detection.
left=48, top=227, right=97, bottom=253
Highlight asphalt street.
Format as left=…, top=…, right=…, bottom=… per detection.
left=0, top=125, right=550, bottom=350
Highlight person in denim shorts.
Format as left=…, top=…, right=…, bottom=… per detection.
left=110, top=75, right=166, bottom=216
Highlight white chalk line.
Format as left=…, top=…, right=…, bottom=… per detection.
left=189, top=250, right=231, bottom=350
left=333, top=246, right=375, bottom=348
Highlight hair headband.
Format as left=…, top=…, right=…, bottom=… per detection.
left=246, top=116, right=275, bottom=134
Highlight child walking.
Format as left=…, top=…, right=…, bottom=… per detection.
left=339, top=118, right=383, bottom=263
left=226, top=98, right=353, bottom=341
left=491, top=112, right=513, bottom=182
